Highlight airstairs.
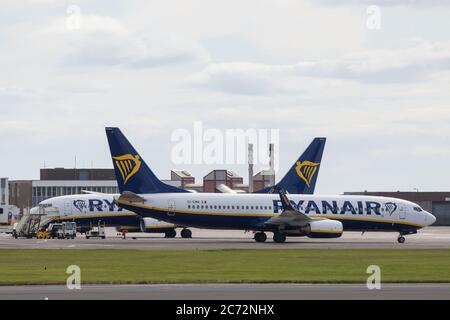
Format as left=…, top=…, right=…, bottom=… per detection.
left=13, top=208, right=58, bottom=238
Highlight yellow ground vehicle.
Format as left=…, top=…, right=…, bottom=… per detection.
left=37, top=230, right=50, bottom=239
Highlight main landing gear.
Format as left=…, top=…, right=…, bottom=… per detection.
left=165, top=229, right=177, bottom=238
left=254, top=232, right=267, bottom=243
left=273, top=232, right=287, bottom=243
left=254, top=232, right=287, bottom=243
left=397, top=236, right=406, bottom=244
left=181, top=228, right=192, bottom=239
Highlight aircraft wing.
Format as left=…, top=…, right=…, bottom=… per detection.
left=265, top=189, right=312, bottom=227
left=81, top=190, right=109, bottom=195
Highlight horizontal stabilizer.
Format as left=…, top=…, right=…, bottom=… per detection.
left=118, top=191, right=145, bottom=204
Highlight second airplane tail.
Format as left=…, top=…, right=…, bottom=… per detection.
left=254, top=137, right=326, bottom=194
left=106, top=127, right=188, bottom=194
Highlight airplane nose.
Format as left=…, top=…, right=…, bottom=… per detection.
left=427, top=212, right=436, bottom=226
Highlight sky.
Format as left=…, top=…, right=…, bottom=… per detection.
left=1, top=0, right=450, bottom=194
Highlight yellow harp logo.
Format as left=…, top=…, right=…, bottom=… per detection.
left=113, top=154, right=142, bottom=184
left=295, top=161, right=320, bottom=188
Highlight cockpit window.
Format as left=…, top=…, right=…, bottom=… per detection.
left=413, top=207, right=423, bottom=212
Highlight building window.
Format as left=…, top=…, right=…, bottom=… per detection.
left=79, top=170, right=89, bottom=181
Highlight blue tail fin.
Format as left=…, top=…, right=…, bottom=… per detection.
left=106, top=127, right=188, bottom=194
left=254, top=137, right=326, bottom=194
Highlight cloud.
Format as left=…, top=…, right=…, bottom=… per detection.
left=46, top=15, right=210, bottom=69
left=188, top=63, right=278, bottom=95
left=1, top=1, right=450, bottom=192
left=188, top=40, right=450, bottom=95
left=312, top=0, right=450, bottom=7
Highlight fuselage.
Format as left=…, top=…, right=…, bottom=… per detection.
left=32, top=194, right=176, bottom=232
left=118, top=193, right=436, bottom=233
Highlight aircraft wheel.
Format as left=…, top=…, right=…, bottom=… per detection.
left=254, top=232, right=267, bottom=243
left=165, top=229, right=177, bottom=238
left=397, top=236, right=406, bottom=244
left=273, top=232, right=287, bottom=243
left=181, top=229, right=192, bottom=239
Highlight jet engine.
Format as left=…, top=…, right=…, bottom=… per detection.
left=306, top=219, right=343, bottom=238
left=140, top=218, right=177, bottom=233
left=115, top=226, right=140, bottom=233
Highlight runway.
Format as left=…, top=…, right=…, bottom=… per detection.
left=0, top=227, right=449, bottom=250
left=1, top=283, right=450, bottom=300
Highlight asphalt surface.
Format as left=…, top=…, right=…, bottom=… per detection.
left=0, top=227, right=449, bottom=250
left=1, top=283, right=450, bottom=300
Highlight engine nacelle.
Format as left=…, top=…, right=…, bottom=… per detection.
left=306, top=220, right=343, bottom=238
left=140, top=218, right=177, bottom=233
left=115, top=226, right=140, bottom=233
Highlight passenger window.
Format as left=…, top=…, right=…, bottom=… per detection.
left=232, top=206, right=235, bottom=209
left=227, top=205, right=230, bottom=209
left=246, top=206, right=249, bottom=210
left=214, top=205, right=217, bottom=209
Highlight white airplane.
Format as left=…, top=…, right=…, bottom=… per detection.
left=32, top=194, right=185, bottom=238
left=32, top=135, right=327, bottom=239
left=106, top=127, right=436, bottom=244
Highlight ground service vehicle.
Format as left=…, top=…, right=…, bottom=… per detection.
left=86, top=225, right=106, bottom=239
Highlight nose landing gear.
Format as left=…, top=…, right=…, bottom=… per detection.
left=397, top=229, right=417, bottom=243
